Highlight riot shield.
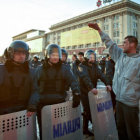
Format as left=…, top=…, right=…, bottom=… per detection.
left=0, top=110, right=37, bottom=140
left=139, top=100, right=140, bottom=134
left=88, top=86, right=118, bottom=140
left=42, top=101, right=83, bottom=140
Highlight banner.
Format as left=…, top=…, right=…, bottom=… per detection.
left=60, top=26, right=101, bottom=47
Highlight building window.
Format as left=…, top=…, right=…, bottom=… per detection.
left=46, top=35, right=50, bottom=41
left=86, top=44, right=91, bottom=48
left=114, top=39, right=120, bottom=44
left=78, top=24, right=83, bottom=28
left=57, top=36, right=60, bottom=42
left=104, top=17, right=109, bottom=23
left=72, top=45, right=77, bottom=49
left=133, top=22, right=137, bottom=28
left=96, top=42, right=100, bottom=47
left=66, top=27, right=70, bottom=31
left=57, top=32, right=61, bottom=36
left=133, top=30, right=137, bottom=37
left=104, top=25, right=109, bottom=30
left=132, top=14, right=137, bottom=20
left=62, top=29, right=66, bottom=32
left=71, top=26, right=76, bottom=30
left=78, top=45, right=83, bottom=49
left=53, top=37, right=56, bottom=41
left=66, top=46, right=70, bottom=50
left=93, top=43, right=96, bottom=47
left=114, top=14, right=119, bottom=21
left=96, top=20, right=100, bottom=23
left=113, top=23, right=119, bottom=29
left=113, top=31, right=119, bottom=37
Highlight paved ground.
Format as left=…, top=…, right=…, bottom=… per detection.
left=83, top=135, right=94, bottom=140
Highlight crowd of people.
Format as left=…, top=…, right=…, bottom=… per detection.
left=0, top=23, right=139, bottom=140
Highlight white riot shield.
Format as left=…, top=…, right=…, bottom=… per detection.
left=139, top=100, right=140, bottom=134
left=0, top=110, right=37, bottom=140
left=88, top=86, right=118, bottom=140
left=42, top=101, right=83, bottom=140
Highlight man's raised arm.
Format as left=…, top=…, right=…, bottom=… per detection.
left=88, top=23, right=123, bottom=62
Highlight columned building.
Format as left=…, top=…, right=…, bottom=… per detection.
left=47, top=0, right=140, bottom=57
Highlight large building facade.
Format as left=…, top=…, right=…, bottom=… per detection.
left=47, top=0, right=140, bottom=57
left=13, top=29, right=46, bottom=58
left=12, top=0, right=140, bottom=59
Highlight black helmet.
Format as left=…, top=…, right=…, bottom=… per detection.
left=45, top=44, right=62, bottom=59
left=5, top=40, right=29, bottom=60
left=84, top=49, right=96, bottom=60
left=78, top=52, right=84, bottom=56
left=61, top=48, right=68, bottom=58
left=33, top=55, right=39, bottom=59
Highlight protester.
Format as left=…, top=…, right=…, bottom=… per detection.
left=89, top=23, right=140, bottom=140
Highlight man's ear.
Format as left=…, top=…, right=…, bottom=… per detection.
left=130, top=42, right=136, bottom=48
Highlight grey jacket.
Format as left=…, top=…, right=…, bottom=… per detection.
left=100, top=31, right=140, bottom=107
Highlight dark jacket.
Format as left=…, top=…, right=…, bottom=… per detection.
left=0, top=60, right=39, bottom=115
left=77, top=60, right=108, bottom=95
left=99, top=59, right=106, bottom=73
left=35, top=59, right=80, bottom=105
left=62, top=61, right=71, bottom=70
left=105, top=59, right=115, bottom=85
left=71, top=60, right=80, bottom=81
left=30, top=60, right=42, bottom=68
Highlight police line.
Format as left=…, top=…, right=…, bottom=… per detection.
left=0, top=101, right=82, bottom=140
left=0, top=90, right=119, bottom=140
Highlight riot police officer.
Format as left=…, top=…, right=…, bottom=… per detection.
left=35, top=44, right=80, bottom=139
left=61, top=48, right=71, bottom=69
left=77, top=49, right=111, bottom=136
left=30, top=54, right=42, bottom=68
left=0, top=40, right=39, bottom=116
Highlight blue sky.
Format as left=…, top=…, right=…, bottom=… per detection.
left=0, top=0, right=139, bottom=55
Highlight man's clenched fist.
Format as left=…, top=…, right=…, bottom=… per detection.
left=88, top=23, right=101, bottom=33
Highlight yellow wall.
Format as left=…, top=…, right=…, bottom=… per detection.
left=27, top=38, right=43, bottom=53
left=60, top=26, right=101, bottom=47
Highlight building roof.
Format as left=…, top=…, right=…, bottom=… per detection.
left=12, top=29, right=45, bottom=38
left=49, top=0, right=140, bottom=30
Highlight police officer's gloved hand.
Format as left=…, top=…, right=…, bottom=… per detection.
left=72, top=93, right=80, bottom=108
